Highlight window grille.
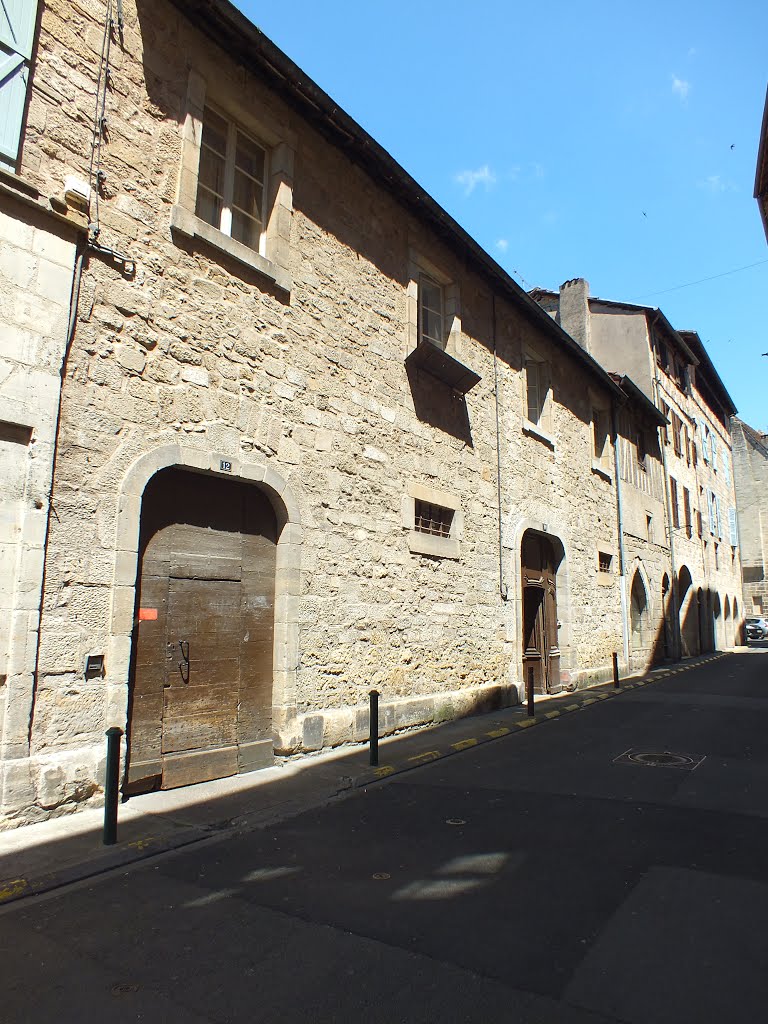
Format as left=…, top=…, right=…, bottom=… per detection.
left=598, top=551, right=613, bottom=574
left=414, top=499, right=454, bottom=538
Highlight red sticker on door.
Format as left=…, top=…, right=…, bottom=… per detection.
left=138, top=608, right=158, bottom=621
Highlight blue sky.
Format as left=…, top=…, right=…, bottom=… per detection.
left=236, top=0, right=768, bottom=430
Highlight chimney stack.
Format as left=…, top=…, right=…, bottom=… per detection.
left=559, top=278, right=591, bottom=354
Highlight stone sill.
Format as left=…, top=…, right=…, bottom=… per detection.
left=597, top=572, right=614, bottom=586
left=408, top=531, right=460, bottom=560
left=522, top=419, right=555, bottom=449
left=0, top=169, right=88, bottom=236
left=170, top=205, right=291, bottom=294
left=590, top=460, right=613, bottom=483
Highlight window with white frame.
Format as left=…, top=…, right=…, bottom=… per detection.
left=196, top=106, right=267, bottom=253
left=418, top=274, right=445, bottom=348
left=171, top=70, right=294, bottom=291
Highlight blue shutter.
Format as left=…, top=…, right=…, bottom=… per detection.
left=0, top=0, right=39, bottom=169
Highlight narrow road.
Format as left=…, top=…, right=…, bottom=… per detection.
left=3, top=652, right=768, bottom=1023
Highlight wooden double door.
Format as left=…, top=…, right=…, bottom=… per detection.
left=521, top=532, right=561, bottom=695
left=126, top=468, right=277, bottom=793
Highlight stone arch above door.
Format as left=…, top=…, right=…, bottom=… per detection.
left=109, top=445, right=302, bottom=748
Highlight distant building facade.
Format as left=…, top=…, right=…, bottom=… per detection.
left=532, top=280, right=743, bottom=658
left=731, top=419, right=768, bottom=619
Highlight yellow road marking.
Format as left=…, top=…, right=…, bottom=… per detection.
left=0, top=878, right=27, bottom=902
left=408, top=750, right=441, bottom=764
left=565, top=704, right=580, bottom=712
left=517, top=718, right=537, bottom=728
left=451, top=738, right=478, bottom=751
left=373, top=765, right=395, bottom=778
left=486, top=727, right=510, bottom=738
left=545, top=710, right=561, bottom=719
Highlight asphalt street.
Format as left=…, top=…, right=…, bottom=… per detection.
left=2, top=651, right=768, bottom=1023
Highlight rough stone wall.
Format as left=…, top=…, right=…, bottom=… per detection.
left=731, top=418, right=768, bottom=617
left=4, top=0, right=628, bottom=823
left=0, top=188, right=79, bottom=821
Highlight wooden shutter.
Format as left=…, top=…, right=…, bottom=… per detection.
left=0, top=0, right=38, bottom=168
left=728, top=507, right=738, bottom=547
left=708, top=490, right=717, bottom=535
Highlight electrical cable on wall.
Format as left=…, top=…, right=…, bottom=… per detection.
left=85, top=0, right=134, bottom=275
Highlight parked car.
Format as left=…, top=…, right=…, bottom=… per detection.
left=745, top=616, right=768, bottom=642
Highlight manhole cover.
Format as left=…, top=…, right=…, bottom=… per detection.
left=445, top=818, right=467, bottom=826
left=613, top=749, right=705, bottom=771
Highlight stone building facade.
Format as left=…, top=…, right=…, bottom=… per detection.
left=0, top=0, right=739, bottom=826
left=532, top=281, right=743, bottom=658
left=731, top=418, right=768, bottom=618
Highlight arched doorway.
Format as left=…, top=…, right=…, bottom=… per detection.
left=521, top=531, right=561, bottom=694
left=712, top=592, right=722, bottom=651
left=630, top=571, right=650, bottom=671
left=678, top=566, right=696, bottom=656
left=660, top=573, right=672, bottom=661
left=126, top=467, right=278, bottom=792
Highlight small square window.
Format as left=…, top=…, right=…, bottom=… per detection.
left=598, top=551, right=613, bottom=574
left=414, top=499, right=454, bottom=538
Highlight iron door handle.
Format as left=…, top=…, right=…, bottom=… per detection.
left=178, top=640, right=189, bottom=683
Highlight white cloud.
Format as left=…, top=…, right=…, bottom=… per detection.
left=455, top=165, right=497, bottom=195
left=671, top=74, right=690, bottom=101
left=496, top=239, right=509, bottom=253
left=698, top=174, right=737, bottom=194
left=702, top=174, right=725, bottom=192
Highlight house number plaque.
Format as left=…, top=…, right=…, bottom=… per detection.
left=220, top=460, right=232, bottom=473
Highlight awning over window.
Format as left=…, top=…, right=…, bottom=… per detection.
left=405, top=340, right=481, bottom=395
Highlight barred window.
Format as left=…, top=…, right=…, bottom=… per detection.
left=414, top=500, right=454, bottom=538
left=598, top=551, right=613, bottom=574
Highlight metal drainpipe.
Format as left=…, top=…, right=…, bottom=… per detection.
left=651, top=318, right=682, bottom=661
left=27, top=240, right=87, bottom=746
left=492, top=293, right=507, bottom=600
left=611, top=401, right=630, bottom=670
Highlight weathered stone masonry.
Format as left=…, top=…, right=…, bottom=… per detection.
left=0, top=0, right=695, bottom=823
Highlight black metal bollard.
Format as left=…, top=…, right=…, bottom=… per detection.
left=527, top=668, right=535, bottom=717
left=103, top=727, right=123, bottom=846
left=369, top=689, right=379, bottom=766
left=612, top=652, right=620, bottom=689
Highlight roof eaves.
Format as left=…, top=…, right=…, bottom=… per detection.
left=754, top=84, right=768, bottom=242
left=169, top=0, right=623, bottom=401
left=678, top=330, right=737, bottom=416
left=615, top=374, right=668, bottom=427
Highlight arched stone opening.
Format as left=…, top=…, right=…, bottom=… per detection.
left=110, top=446, right=302, bottom=792
left=629, top=570, right=650, bottom=671
left=678, top=565, right=697, bottom=657
left=521, top=530, right=564, bottom=695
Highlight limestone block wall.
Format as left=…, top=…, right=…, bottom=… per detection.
left=731, top=419, right=768, bottom=617
left=2, top=0, right=628, bottom=824
left=0, top=187, right=79, bottom=821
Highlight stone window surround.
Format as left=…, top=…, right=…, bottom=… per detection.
left=589, top=394, right=612, bottom=481
left=402, top=481, right=463, bottom=560
left=406, top=248, right=461, bottom=356
left=171, top=69, right=295, bottom=293
left=521, top=345, right=554, bottom=448
left=109, top=445, right=302, bottom=754
left=597, top=548, right=616, bottom=586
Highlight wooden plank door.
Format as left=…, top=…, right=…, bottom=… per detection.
left=161, top=576, right=242, bottom=789
left=126, top=468, right=277, bottom=794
